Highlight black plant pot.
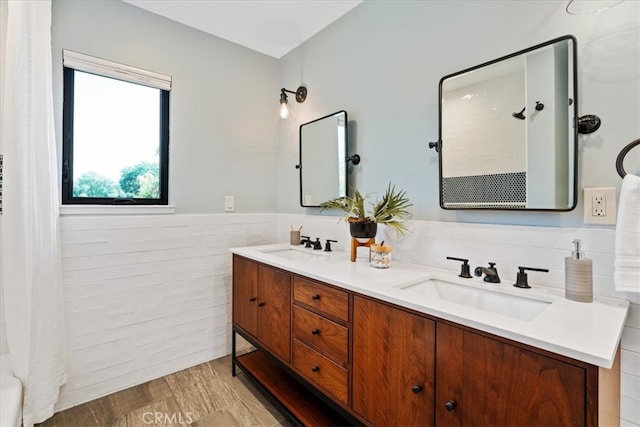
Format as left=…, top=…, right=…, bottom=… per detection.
left=349, top=221, right=377, bottom=239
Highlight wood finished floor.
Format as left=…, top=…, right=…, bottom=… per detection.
left=37, top=355, right=293, bottom=427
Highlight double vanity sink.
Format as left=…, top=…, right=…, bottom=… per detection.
left=231, top=243, right=630, bottom=426
left=236, top=244, right=628, bottom=368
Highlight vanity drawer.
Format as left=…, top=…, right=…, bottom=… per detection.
left=293, top=276, right=349, bottom=322
left=293, top=306, right=348, bottom=365
left=293, top=339, right=348, bottom=405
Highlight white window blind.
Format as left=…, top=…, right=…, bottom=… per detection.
left=63, top=50, right=171, bottom=91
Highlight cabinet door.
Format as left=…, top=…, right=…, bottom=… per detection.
left=258, top=265, right=292, bottom=363
left=352, top=296, right=435, bottom=427
left=436, top=323, right=586, bottom=426
left=232, top=255, right=258, bottom=337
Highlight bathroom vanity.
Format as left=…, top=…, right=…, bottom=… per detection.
left=231, top=244, right=628, bottom=426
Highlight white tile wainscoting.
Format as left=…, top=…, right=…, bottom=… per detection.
left=38, top=213, right=640, bottom=426
left=56, top=213, right=277, bottom=410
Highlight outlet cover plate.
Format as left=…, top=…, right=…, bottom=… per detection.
left=583, top=187, right=616, bottom=225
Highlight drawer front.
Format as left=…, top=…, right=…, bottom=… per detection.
left=293, top=339, right=348, bottom=405
left=293, top=306, right=348, bottom=365
left=293, top=276, right=349, bottom=322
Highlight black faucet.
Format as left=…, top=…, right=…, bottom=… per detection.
left=324, top=239, right=337, bottom=252
left=300, top=235, right=312, bottom=248
left=474, top=262, right=500, bottom=283
left=312, top=238, right=323, bottom=250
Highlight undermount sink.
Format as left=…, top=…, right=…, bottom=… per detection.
left=261, top=247, right=323, bottom=261
left=398, top=278, right=551, bottom=321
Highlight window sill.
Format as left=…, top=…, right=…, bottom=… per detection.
left=59, top=205, right=176, bottom=216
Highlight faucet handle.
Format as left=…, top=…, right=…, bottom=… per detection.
left=514, top=266, right=549, bottom=289
left=446, top=256, right=472, bottom=278
left=324, top=239, right=337, bottom=252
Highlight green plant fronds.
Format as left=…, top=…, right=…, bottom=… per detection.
left=320, top=183, right=412, bottom=234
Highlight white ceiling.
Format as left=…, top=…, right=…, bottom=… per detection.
left=123, top=0, right=363, bottom=59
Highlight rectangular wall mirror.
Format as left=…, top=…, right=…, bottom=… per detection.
left=299, top=110, right=349, bottom=207
left=437, top=35, right=577, bottom=211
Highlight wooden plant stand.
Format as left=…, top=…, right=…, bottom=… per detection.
left=351, top=237, right=375, bottom=262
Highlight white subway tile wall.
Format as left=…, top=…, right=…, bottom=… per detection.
left=56, top=213, right=276, bottom=410
left=278, top=213, right=640, bottom=426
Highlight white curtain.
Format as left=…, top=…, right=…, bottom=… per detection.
left=0, top=1, right=67, bottom=425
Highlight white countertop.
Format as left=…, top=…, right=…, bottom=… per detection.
left=231, top=243, right=629, bottom=369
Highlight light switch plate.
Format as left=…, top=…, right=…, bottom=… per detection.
left=225, top=195, right=235, bottom=212
left=583, top=187, right=616, bottom=225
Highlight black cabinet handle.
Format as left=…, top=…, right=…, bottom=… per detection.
left=311, top=366, right=320, bottom=372
left=311, top=294, right=320, bottom=300
left=311, top=329, right=320, bottom=335
left=411, top=385, right=423, bottom=394
left=257, top=302, right=265, bottom=307
left=445, top=400, right=457, bottom=411
left=249, top=297, right=257, bottom=302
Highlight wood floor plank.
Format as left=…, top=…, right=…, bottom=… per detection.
left=163, top=362, right=232, bottom=420
left=107, top=379, right=174, bottom=421
left=112, top=396, right=185, bottom=427
left=36, top=355, right=289, bottom=427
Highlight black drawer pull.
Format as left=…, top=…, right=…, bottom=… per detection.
left=311, top=366, right=320, bottom=373
left=257, top=302, right=265, bottom=307
left=445, top=400, right=457, bottom=411
left=412, top=385, right=423, bottom=394
left=311, top=294, right=320, bottom=300
left=249, top=297, right=257, bottom=302
left=311, top=329, right=320, bottom=335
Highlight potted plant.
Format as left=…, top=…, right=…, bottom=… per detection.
left=320, top=183, right=412, bottom=239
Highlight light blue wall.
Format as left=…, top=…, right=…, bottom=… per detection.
left=52, top=0, right=280, bottom=213
left=277, top=0, right=640, bottom=227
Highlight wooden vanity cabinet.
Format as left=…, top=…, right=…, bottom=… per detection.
left=232, top=255, right=291, bottom=362
left=436, top=322, right=597, bottom=427
left=232, top=255, right=616, bottom=427
left=352, top=296, right=436, bottom=427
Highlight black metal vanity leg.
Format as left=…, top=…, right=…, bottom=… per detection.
left=231, top=329, right=237, bottom=377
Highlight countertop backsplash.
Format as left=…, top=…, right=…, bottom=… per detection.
left=277, top=213, right=635, bottom=304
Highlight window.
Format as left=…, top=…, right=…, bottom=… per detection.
left=62, top=51, right=170, bottom=205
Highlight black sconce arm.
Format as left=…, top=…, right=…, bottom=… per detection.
left=281, top=86, right=307, bottom=103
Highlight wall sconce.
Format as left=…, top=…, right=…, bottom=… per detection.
left=279, top=86, right=307, bottom=119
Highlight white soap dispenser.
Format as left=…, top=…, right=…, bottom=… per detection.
left=565, top=239, right=593, bottom=303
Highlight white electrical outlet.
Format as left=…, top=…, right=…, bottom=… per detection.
left=225, top=195, right=235, bottom=212
left=583, top=188, right=616, bottom=225
left=592, top=195, right=606, bottom=216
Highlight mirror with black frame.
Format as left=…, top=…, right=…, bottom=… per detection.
left=298, top=110, right=350, bottom=207
left=436, top=35, right=577, bottom=211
